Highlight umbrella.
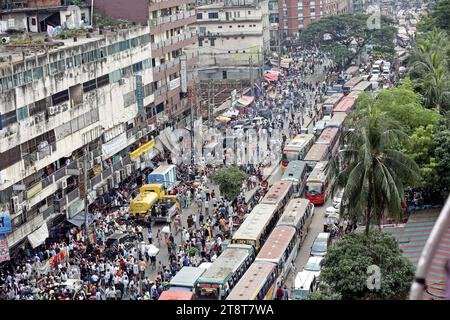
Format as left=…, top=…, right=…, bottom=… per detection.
left=147, top=244, right=160, bottom=257
left=161, top=225, right=171, bottom=234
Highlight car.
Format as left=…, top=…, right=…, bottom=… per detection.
left=322, top=115, right=331, bottom=122
left=310, top=233, right=331, bottom=257
left=325, top=206, right=338, bottom=217
left=303, top=256, right=324, bottom=282
left=105, top=232, right=137, bottom=252
left=371, top=67, right=380, bottom=75
left=382, top=70, right=390, bottom=78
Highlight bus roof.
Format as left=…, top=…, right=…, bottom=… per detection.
left=345, top=66, right=359, bottom=75
left=150, top=164, right=176, bottom=175
left=261, top=181, right=293, bottom=207
left=197, top=245, right=253, bottom=284
left=159, top=290, right=194, bottom=300
left=284, top=134, right=315, bottom=151
left=232, top=204, right=278, bottom=242
left=170, top=267, right=206, bottom=288
left=351, top=81, right=372, bottom=92
left=256, top=226, right=296, bottom=263
left=333, top=95, right=358, bottom=113
left=282, top=161, right=307, bottom=182
left=277, top=198, right=312, bottom=227
left=226, top=261, right=277, bottom=300
left=343, top=76, right=363, bottom=88
left=295, top=271, right=317, bottom=290
left=326, top=113, right=347, bottom=129
left=304, top=144, right=329, bottom=162
left=323, top=93, right=344, bottom=106
left=307, top=161, right=328, bottom=183
left=316, top=128, right=339, bottom=145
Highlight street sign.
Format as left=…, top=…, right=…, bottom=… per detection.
left=135, top=75, right=144, bottom=114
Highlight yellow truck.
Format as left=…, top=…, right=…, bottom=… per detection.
left=129, top=184, right=180, bottom=223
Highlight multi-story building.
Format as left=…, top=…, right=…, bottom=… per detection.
left=93, top=0, right=199, bottom=127
left=191, top=0, right=270, bottom=81
left=270, top=0, right=349, bottom=40
left=0, top=26, right=169, bottom=250
left=0, top=0, right=91, bottom=33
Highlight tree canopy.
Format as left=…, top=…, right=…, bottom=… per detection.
left=298, top=13, right=396, bottom=68
left=210, top=166, right=248, bottom=201
left=318, top=231, right=415, bottom=300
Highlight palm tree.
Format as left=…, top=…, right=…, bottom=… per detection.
left=409, top=29, right=450, bottom=114
left=330, top=107, right=420, bottom=235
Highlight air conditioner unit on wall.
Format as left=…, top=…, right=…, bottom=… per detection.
left=114, top=171, right=121, bottom=184
left=107, top=177, right=114, bottom=189
left=96, top=185, right=104, bottom=196
left=48, top=106, right=56, bottom=115
left=120, top=169, right=127, bottom=180
left=137, top=131, right=143, bottom=139
left=59, top=179, right=68, bottom=189
left=126, top=164, right=132, bottom=176
left=11, top=196, right=19, bottom=213
left=95, top=156, right=102, bottom=165
left=119, top=78, right=125, bottom=85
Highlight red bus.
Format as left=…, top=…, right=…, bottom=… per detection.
left=333, top=95, right=358, bottom=114
left=315, top=127, right=340, bottom=158
left=305, top=161, right=331, bottom=205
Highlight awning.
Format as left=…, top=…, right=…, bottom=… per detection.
left=222, top=109, right=239, bottom=118
left=67, top=211, right=95, bottom=228
left=264, top=71, right=279, bottom=82
left=28, top=223, right=49, bottom=249
left=237, top=96, right=255, bottom=107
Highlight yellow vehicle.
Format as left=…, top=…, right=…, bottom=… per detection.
left=129, top=184, right=180, bottom=223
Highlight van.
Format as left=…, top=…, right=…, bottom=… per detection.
left=310, top=232, right=331, bottom=257
left=294, top=271, right=318, bottom=300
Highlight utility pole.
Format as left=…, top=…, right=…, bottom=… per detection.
left=207, top=80, right=213, bottom=128
left=249, top=56, right=254, bottom=96
left=83, top=145, right=89, bottom=243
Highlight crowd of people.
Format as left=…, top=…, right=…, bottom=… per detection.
left=0, top=47, right=336, bottom=300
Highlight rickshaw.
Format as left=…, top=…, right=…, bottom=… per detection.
left=323, top=213, right=340, bottom=232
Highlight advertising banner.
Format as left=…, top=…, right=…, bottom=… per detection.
left=0, top=208, right=12, bottom=234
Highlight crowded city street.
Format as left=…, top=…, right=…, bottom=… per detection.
left=0, top=47, right=335, bottom=300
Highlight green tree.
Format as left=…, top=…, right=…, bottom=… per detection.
left=409, top=29, right=450, bottom=114
left=319, top=231, right=415, bottom=300
left=332, top=108, right=420, bottom=233
left=356, top=79, right=441, bottom=134
left=307, top=283, right=342, bottom=300
left=298, top=14, right=396, bottom=68
left=211, top=166, right=248, bottom=201
left=418, top=0, right=450, bottom=33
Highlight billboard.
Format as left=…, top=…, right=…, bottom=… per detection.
left=0, top=209, right=11, bottom=234
left=0, top=234, right=9, bottom=263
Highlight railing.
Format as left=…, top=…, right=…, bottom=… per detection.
left=152, top=10, right=196, bottom=25
left=66, top=188, right=80, bottom=203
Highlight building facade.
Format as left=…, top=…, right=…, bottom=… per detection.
left=191, top=0, right=270, bottom=81
left=93, top=0, right=199, bottom=126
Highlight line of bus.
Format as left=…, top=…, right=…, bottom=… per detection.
left=281, top=160, right=308, bottom=196
left=305, top=161, right=331, bottom=205
left=322, top=93, right=344, bottom=117
left=325, top=112, right=347, bottom=130
left=333, top=94, right=358, bottom=114
left=196, top=180, right=294, bottom=300
left=227, top=198, right=315, bottom=300
left=304, top=144, right=330, bottom=170
left=315, top=127, right=340, bottom=158
left=281, top=134, right=315, bottom=169
left=343, top=76, right=363, bottom=95
left=351, top=80, right=372, bottom=93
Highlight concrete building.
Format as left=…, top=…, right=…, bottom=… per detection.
left=0, top=0, right=91, bottom=33
left=191, top=0, right=270, bottom=81
left=269, top=0, right=349, bottom=40
left=93, top=0, right=199, bottom=126
left=0, top=25, right=182, bottom=251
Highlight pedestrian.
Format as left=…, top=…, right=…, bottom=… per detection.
left=147, top=229, right=153, bottom=244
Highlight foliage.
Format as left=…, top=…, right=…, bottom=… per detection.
left=331, top=107, right=420, bottom=233
left=307, top=283, right=342, bottom=300
left=211, top=166, right=248, bottom=201
left=409, top=29, right=450, bottom=114
left=94, top=13, right=130, bottom=28
left=298, top=14, right=396, bottom=68
left=418, top=0, right=450, bottom=33
left=355, top=79, right=441, bottom=134
left=319, top=231, right=415, bottom=300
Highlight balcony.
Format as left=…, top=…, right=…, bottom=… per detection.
left=149, top=10, right=196, bottom=34
left=199, top=29, right=264, bottom=37
left=151, top=31, right=198, bottom=56
left=149, top=0, right=195, bottom=11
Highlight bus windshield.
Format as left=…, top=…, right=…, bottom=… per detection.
left=284, top=150, right=299, bottom=161
left=306, top=183, right=323, bottom=195
left=196, top=287, right=220, bottom=300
